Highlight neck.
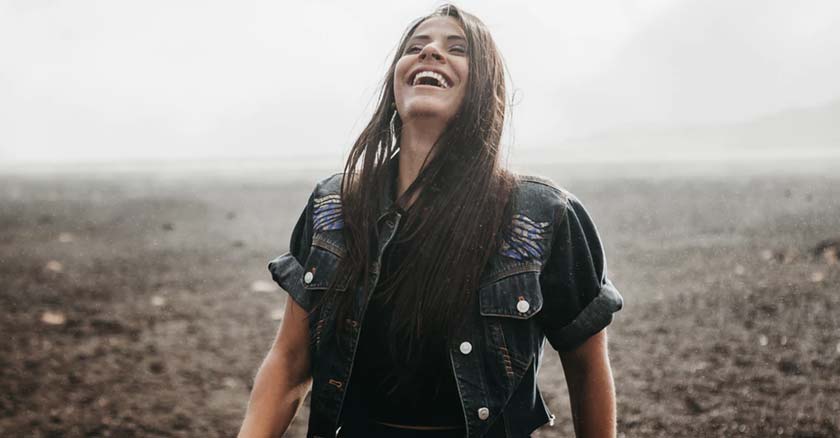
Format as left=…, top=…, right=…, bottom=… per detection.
left=396, top=117, right=446, bottom=208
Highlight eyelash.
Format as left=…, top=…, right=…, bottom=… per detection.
left=406, top=45, right=467, bottom=55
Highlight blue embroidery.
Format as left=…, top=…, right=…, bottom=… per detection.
left=313, top=194, right=344, bottom=231
left=500, top=214, right=549, bottom=261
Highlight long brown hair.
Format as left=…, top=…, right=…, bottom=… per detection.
left=321, top=4, right=515, bottom=380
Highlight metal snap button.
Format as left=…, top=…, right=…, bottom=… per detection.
left=477, top=407, right=490, bottom=420
left=459, top=341, right=472, bottom=355
left=304, top=271, right=314, bottom=284
left=516, top=299, right=530, bottom=314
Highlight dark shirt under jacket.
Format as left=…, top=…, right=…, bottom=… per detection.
left=339, top=204, right=466, bottom=432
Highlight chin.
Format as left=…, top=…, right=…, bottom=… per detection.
left=402, top=102, right=455, bottom=121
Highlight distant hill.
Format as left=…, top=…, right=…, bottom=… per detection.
left=522, top=98, right=840, bottom=162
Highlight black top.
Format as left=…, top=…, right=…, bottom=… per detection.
left=339, top=209, right=465, bottom=429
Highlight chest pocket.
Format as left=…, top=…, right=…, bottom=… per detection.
left=302, top=242, right=352, bottom=351
left=478, top=267, right=544, bottom=386
left=303, top=243, right=351, bottom=292
left=478, top=268, right=544, bottom=319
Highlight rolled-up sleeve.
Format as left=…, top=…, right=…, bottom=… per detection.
left=537, top=194, right=624, bottom=352
left=268, top=193, right=314, bottom=311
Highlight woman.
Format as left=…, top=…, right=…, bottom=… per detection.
left=238, top=4, right=623, bottom=438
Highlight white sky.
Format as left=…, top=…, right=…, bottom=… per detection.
left=1, top=0, right=839, bottom=163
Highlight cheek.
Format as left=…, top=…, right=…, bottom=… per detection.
left=393, top=67, right=409, bottom=104
left=457, top=63, right=469, bottom=88
left=456, top=67, right=469, bottom=99
left=394, top=58, right=410, bottom=87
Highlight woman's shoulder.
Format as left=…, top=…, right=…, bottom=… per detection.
left=510, top=172, right=577, bottom=220
left=312, top=172, right=345, bottom=195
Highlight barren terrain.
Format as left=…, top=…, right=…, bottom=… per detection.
left=1, top=161, right=839, bottom=437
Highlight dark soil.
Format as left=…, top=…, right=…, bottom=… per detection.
left=1, top=165, right=839, bottom=437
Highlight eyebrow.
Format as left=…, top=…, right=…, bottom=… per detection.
left=408, top=34, right=467, bottom=43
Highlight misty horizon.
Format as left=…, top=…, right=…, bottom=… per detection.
left=2, top=1, right=839, bottom=164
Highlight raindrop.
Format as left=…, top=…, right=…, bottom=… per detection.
left=760, top=249, right=773, bottom=261
left=150, top=296, right=166, bottom=307
left=758, top=334, right=768, bottom=347
left=734, top=265, right=746, bottom=276
left=58, top=232, right=75, bottom=243
left=780, top=336, right=787, bottom=346
left=810, top=271, right=825, bottom=283
left=45, top=260, right=63, bottom=273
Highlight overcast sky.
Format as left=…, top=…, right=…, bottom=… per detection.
left=1, top=0, right=839, bottom=164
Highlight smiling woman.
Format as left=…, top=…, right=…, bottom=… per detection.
left=238, top=4, right=623, bottom=438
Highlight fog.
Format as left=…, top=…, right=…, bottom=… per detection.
left=3, top=3, right=840, bottom=436
left=2, top=0, right=839, bottom=165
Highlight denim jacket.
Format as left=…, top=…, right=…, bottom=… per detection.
left=268, top=156, right=623, bottom=438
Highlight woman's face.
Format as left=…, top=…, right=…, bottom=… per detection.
left=393, top=16, right=469, bottom=126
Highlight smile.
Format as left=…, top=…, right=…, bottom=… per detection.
left=410, top=70, right=450, bottom=89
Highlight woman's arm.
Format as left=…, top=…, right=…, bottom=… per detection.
left=558, top=329, right=616, bottom=438
left=238, top=295, right=312, bottom=438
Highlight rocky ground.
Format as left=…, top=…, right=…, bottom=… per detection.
left=1, top=162, right=838, bottom=437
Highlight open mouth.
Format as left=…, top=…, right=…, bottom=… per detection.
left=410, top=71, right=450, bottom=89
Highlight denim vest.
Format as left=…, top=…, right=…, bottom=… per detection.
left=269, top=158, right=623, bottom=438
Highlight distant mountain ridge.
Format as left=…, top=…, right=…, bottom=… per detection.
left=537, top=98, right=840, bottom=161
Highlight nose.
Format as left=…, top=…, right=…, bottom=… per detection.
left=418, top=44, right=444, bottom=62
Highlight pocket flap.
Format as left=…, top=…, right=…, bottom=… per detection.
left=303, top=245, right=350, bottom=291
left=478, top=270, right=543, bottom=319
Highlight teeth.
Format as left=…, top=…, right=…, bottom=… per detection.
left=412, top=70, right=450, bottom=89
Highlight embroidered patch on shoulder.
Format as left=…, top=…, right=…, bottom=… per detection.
left=500, top=214, right=549, bottom=261
left=313, top=194, right=344, bottom=231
